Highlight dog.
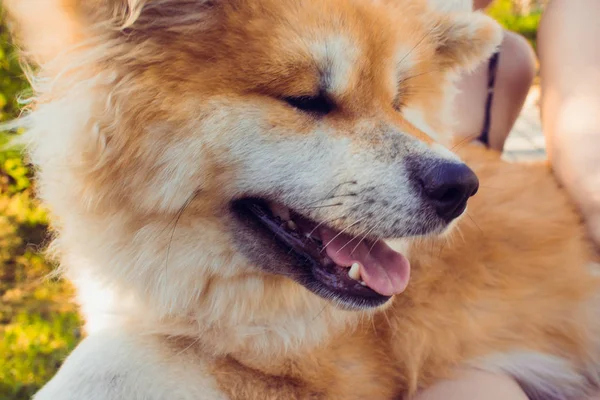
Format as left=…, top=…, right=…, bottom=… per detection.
left=5, top=0, right=600, bottom=398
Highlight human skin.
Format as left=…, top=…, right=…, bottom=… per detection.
left=538, top=0, right=600, bottom=249
left=453, top=0, right=536, bottom=151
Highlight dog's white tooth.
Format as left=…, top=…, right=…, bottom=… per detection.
left=348, top=262, right=361, bottom=281
left=360, top=280, right=367, bottom=286
left=287, top=220, right=297, bottom=231
left=269, top=202, right=291, bottom=221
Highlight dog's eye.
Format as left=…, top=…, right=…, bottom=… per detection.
left=283, top=93, right=334, bottom=115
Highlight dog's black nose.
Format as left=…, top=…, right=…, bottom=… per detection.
left=419, top=162, right=479, bottom=221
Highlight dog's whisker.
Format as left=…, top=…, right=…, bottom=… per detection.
left=451, top=134, right=481, bottom=151
left=322, top=181, right=357, bottom=199
left=368, top=236, right=381, bottom=256
left=370, top=312, right=378, bottom=336
left=350, top=224, right=379, bottom=256
left=397, top=25, right=437, bottom=71
left=303, top=181, right=358, bottom=207
left=466, top=212, right=484, bottom=236
left=437, top=238, right=446, bottom=259
left=382, top=309, right=393, bottom=330
left=321, top=217, right=367, bottom=253
left=311, top=305, right=328, bottom=322
left=302, top=189, right=371, bottom=210
left=172, top=336, right=202, bottom=359
left=335, top=233, right=361, bottom=255
left=479, top=185, right=504, bottom=190
left=451, top=225, right=466, bottom=245
left=296, top=202, right=344, bottom=211
left=308, top=216, right=346, bottom=237
left=360, top=219, right=387, bottom=257
left=302, top=195, right=345, bottom=208
left=401, top=69, right=445, bottom=84
left=159, top=194, right=196, bottom=236
left=348, top=200, right=376, bottom=210
left=165, top=190, right=200, bottom=273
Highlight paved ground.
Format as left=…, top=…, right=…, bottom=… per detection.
left=502, top=86, right=547, bottom=162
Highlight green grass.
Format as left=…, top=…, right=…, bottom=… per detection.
left=0, top=11, right=82, bottom=400
left=487, top=0, right=543, bottom=50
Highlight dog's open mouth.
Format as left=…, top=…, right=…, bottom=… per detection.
left=231, top=198, right=411, bottom=309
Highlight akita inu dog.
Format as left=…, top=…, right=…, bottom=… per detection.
left=5, top=0, right=600, bottom=398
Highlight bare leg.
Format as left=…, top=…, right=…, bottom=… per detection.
left=454, top=30, right=536, bottom=151
left=413, top=370, right=528, bottom=400
left=414, top=368, right=600, bottom=400
left=539, top=0, right=600, bottom=246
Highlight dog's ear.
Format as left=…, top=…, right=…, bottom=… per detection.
left=4, top=0, right=84, bottom=64
left=3, top=0, right=139, bottom=64
left=3, top=0, right=219, bottom=65
left=430, top=11, right=503, bottom=74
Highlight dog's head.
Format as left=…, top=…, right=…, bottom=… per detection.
left=8, top=0, right=501, bottom=344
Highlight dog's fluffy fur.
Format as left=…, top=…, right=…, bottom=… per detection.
left=4, top=0, right=600, bottom=398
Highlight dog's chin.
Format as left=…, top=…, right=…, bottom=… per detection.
left=229, top=197, right=445, bottom=311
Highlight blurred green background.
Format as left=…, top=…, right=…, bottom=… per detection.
left=488, top=0, right=545, bottom=50
left=0, top=7, right=82, bottom=400
left=0, top=1, right=543, bottom=399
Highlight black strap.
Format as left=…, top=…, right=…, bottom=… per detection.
left=480, top=51, right=500, bottom=147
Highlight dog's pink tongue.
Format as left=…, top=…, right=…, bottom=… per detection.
left=320, top=227, right=410, bottom=296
